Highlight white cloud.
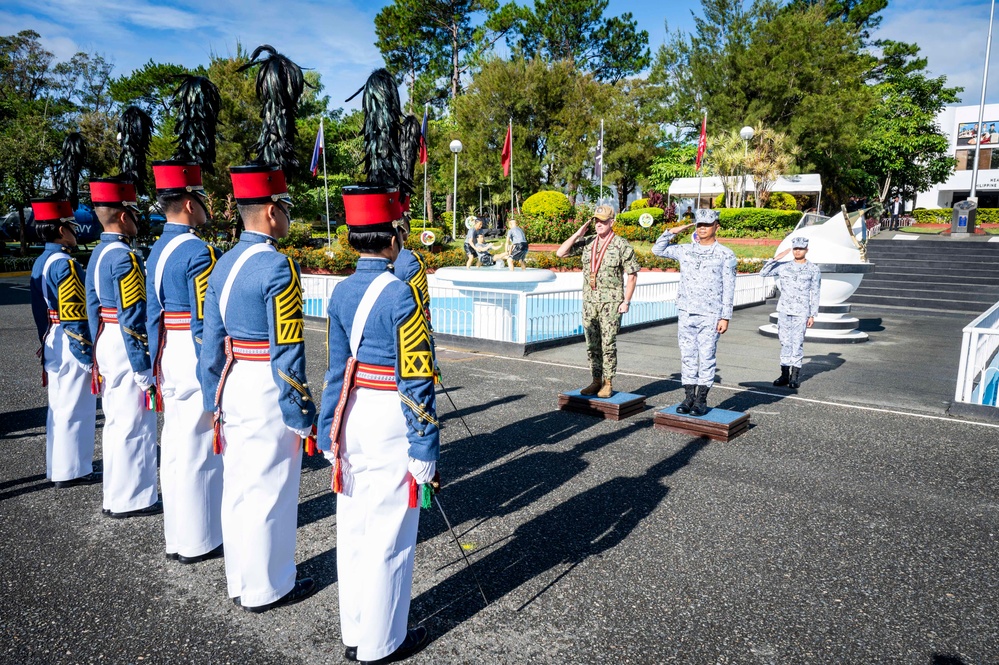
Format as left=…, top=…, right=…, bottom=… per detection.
left=875, top=0, right=999, bottom=104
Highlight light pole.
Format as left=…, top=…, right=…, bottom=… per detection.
left=478, top=182, right=484, bottom=218
left=450, top=139, right=463, bottom=239
left=739, top=125, right=755, bottom=208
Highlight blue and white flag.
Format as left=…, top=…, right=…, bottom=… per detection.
left=309, top=119, right=324, bottom=177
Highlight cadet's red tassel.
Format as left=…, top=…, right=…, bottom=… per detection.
left=42, top=368, right=47, bottom=388
left=332, top=459, right=343, bottom=494
left=212, top=410, right=224, bottom=455
left=304, top=424, right=317, bottom=456
left=408, top=476, right=418, bottom=508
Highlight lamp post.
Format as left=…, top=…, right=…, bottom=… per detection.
left=450, top=139, right=463, bottom=239
left=478, top=182, right=484, bottom=218
left=739, top=125, right=755, bottom=208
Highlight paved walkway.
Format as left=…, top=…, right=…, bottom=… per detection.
left=1, top=276, right=996, bottom=664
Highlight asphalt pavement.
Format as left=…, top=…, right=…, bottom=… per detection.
left=1, top=275, right=997, bottom=664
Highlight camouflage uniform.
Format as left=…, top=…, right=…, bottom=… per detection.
left=760, top=258, right=820, bottom=368
left=651, top=229, right=737, bottom=385
left=565, top=234, right=640, bottom=380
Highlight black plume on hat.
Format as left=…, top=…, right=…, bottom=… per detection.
left=117, top=106, right=153, bottom=194
left=239, top=44, right=306, bottom=170
left=346, top=68, right=403, bottom=190
left=55, top=132, right=88, bottom=208
left=171, top=75, right=222, bottom=173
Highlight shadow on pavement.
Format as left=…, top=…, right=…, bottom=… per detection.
left=413, top=438, right=708, bottom=641
left=0, top=406, right=47, bottom=439
left=858, top=317, right=885, bottom=333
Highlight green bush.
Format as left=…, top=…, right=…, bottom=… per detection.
left=615, top=225, right=661, bottom=242
left=713, top=194, right=725, bottom=209
left=405, top=227, right=445, bottom=250
left=766, top=192, right=797, bottom=210
left=439, top=212, right=455, bottom=235
left=573, top=201, right=595, bottom=222
left=278, top=221, right=316, bottom=249
left=617, top=207, right=665, bottom=226
left=630, top=198, right=649, bottom=210
left=516, top=213, right=581, bottom=244
left=717, top=209, right=801, bottom=237
left=522, top=191, right=573, bottom=222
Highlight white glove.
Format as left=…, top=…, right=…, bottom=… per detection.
left=287, top=425, right=312, bottom=438
left=133, top=370, right=153, bottom=391
left=408, top=458, right=436, bottom=484
left=323, top=450, right=338, bottom=463
left=78, top=361, right=94, bottom=373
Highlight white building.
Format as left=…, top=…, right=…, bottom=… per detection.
left=918, top=104, right=999, bottom=209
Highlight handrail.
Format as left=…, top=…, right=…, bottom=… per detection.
left=955, top=299, right=999, bottom=405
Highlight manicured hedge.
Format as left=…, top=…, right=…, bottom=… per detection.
left=617, top=207, right=666, bottom=226
left=515, top=214, right=581, bottom=244
left=717, top=209, right=801, bottom=237
left=912, top=208, right=999, bottom=224
left=629, top=197, right=649, bottom=210
left=522, top=191, right=573, bottom=222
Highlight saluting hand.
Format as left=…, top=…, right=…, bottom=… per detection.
left=668, top=222, right=695, bottom=235
left=774, top=248, right=791, bottom=260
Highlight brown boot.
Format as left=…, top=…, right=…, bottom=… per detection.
left=580, top=377, right=602, bottom=396
left=597, top=379, right=613, bottom=398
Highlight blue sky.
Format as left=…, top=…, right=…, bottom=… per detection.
left=3, top=0, right=996, bottom=109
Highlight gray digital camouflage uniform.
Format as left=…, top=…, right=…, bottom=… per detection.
left=760, top=258, right=821, bottom=367
left=651, top=230, right=737, bottom=385
left=566, top=234, right=640, bottom=381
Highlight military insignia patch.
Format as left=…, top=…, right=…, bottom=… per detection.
left=57, top=261, right=87, bottom=322
left=195, top=246, right=218, bottom=320
left=119, top=253, right=146, bottom=310
left=411, top=252, right=430, bottom=307
left=398, top=285, right=433, bottom=379
left=273, top=257, right=304, bottom=345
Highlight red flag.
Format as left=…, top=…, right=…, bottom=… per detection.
left=695, top=113, right=707, bottom=171
left=501, top=123, right=512, bottom=177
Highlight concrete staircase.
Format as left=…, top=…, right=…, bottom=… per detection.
left=850, top=237, right=999, bottom=314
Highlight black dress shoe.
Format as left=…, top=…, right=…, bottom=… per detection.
left=344, top=646, right=358, bottom=661
left=101, top=509, right=111, bottom=516
left=166, top=552, right=179, bottom=561
left=242, top=578, right=317, bottom=613
left=360, top=627, right=429, bottom=664
left=232, top=597, right=241, bottom=607
left=177, top=544, right=224, bottom=565
left=108, top=500, right=163, bottom=519
left=53, top=472, right=103, bottom=488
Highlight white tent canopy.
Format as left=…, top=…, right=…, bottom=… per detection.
left=668, top=173, right=822, bottom=198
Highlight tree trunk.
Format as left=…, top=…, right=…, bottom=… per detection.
left=617, top=179, right=632, bottom=212
left=425, top=186, right=434, bottom=224
left=451, top=23, right=460, bottom=100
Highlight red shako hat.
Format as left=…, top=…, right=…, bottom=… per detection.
left=30, top=198, right=75, bottom=223
left=153, top=160, right=205, bottom=196
left=89, top=177, right=139, bottom=210
left=342, top=185, right=404, bottom=228
left=229, top=165, right=291, bottom=206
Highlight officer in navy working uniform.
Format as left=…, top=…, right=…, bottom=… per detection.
left=86, top=177, right=161, bottom=518
left=760, top=236, right=821, bottom=389
left=652, top=208, right=737, bottom=416
left=147, top=156, right=223, bottom=564
left=318, top=183, right=439, bottom=665
left=29, top=196, right=100, bottom=488
left=199, top=163, right=317, bottom=613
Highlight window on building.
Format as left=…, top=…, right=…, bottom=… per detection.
left=955, top=149, right=996, bottom=170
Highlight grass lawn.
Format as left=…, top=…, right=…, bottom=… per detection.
left=628, top=239, right=776, bottom=259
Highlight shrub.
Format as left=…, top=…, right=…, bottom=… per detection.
left=615, top=225, right=660, bottom=242
left=573, top=201, right=595, bottom=222
left=630, top=198, right=649, bottom=210
left=717, top=209, right=801, bottom=237
left=522, top=191, right=573, bottom=222
left=439, top=212, right=454, bottom=236
left=278, top=221, right=316, bottom=249
left=713, top=193, right=726, bottom=209
left=766, top=192, right=797, bottom=210
left=405, top=227, right=445, bottom=250
left=515, top=212, right=581, bottom=244
left=646, top=191, right=668, bottom=210
left=617, top=207, right=665, bottom=226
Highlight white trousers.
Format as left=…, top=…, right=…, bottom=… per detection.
left=337, top=388, right=419, bottom=661
left=95, top=322, right=158, bottom=512
left=159, top=329, right=223, bottom=557
left=43, top=326, right=97, bottom=482
left=220, top=360, right=303, bottom=607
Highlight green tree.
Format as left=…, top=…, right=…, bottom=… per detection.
left=513, top=0, right=650, bottom=82
left=645, top=141, right=697, bottom=195
left=110, top=60, right=191, bottom=123
left=602, top=79, right=662, bottom=210
left=859, top=40, right=960, bottom=203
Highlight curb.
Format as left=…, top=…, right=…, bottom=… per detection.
left=0, top=271, right=31, bottom=278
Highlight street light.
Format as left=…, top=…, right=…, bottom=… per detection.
left=739, top=125, right=755, bottom=207
left=450, top=139, right=463, bottom=239
left=478, top=182, right=484, bottom=218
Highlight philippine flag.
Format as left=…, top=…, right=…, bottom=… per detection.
left=419, top=106, right=429, bottom=165
left=310, top=121, right=324, bottom=177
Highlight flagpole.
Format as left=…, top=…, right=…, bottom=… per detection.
left=424, top=103, right=429, bottom=225
left=599, top=119, right=604, bottom=205
left=509, top=118, right=515, bottom=214
left=321, top=116, right=331, bottom=246
left=696, top=111, right=707, bottom=209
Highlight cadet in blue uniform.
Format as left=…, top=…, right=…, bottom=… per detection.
left=760, top=237, right=821, bottom=389
left=200, top=46, right=316, bottom=612
left=148, top=155, right=223, bottom=563
left=29, top=198, right=99, bottom=487
left=318, top=68, right=437, bottom=665
left=86, top=178, right=160, bottom=518
left=652, top=209, right=737, bottom=416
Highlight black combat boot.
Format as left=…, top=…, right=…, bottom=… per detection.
left=676, top=385, right=696, bottom=414
left=690, top=385, right=711, bottom=416
left=773, top=365, right=790, bottom=387
left=788, top=366, right=801, bottom=389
